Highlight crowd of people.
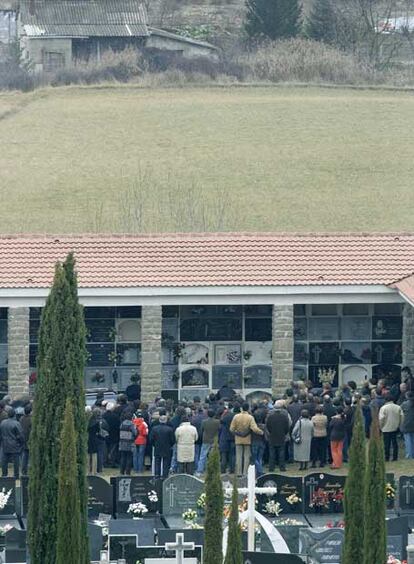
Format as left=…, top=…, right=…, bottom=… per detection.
left=0, top=366, right=412, bottom=480
left=84, top=366, right=414, bottom=479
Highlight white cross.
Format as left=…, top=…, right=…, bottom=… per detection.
left=224, top=465, right=277, bottom=552
left=166, top=483, right=178, bottom=507
left=165, top=532, right=195, bottom=564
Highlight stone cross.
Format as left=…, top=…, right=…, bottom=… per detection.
left=402, top=481, right=414, bottom=506
left=225, top=465, right=277, bottom=552
left=166, top=483, right=178, bottom=507
left=165, top=532, right=195, bottom=564
left=306, top=476, right=319, bottom=500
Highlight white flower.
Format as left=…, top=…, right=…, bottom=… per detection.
left=264, top=500, right=282, bottom=516
left=147, top=490, right=158, bottom=503
left=182, top=508, right=197, bottom=522
left=127, top=502, right=148, bottom=517
left=0, top=489, right=12, bottom=510
left=0, top=524, right=12, bottom=536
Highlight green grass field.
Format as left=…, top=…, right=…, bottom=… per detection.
left=1, top=85, right=413, bottom=233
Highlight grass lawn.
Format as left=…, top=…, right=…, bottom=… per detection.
left=0, top=85, right=413, bottom=233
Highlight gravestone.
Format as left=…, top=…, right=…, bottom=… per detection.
left=304, top=473, right=346, bottom=514
left=158, top=528, right=204, bottom=547
left=387, top=516, right=409, bottom=561
left=0, top=478, right=18, bottom=517
left=5, top=527, right=26, bottom=563
left=88, top=522, right=105, bottom=562
left=88, top=475, right=113, bottom=518
left=299, top=528, right=344, bottom=564
left=111, top=476, right=161, bottom=516
left=162, top=474, right=204, bottom=516
left=399, top=475, right=414, bottom=513
left=256, top=474, right=304, bottom=515
left=242, top=553, right=304, bottom=564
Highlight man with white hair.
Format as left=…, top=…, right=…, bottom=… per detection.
left=266, top=400, right=290, bottom=472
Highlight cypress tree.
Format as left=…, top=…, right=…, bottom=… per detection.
left=56, top=400, right=81, bottom=564
left=28, top=254, right=89, bottom=564
left=224, top=477, right=243, bottom=564
left=306, top=0, right=337, bottom=44
left=245, top=0, right=301, bottom=41
left=363, top=412, right=386, bottom=564
left=204, top=439, right=224, bottom=564
left=342, top=405, right=365, bottom=564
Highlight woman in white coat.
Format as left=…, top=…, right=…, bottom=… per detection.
left=175, top=417, right=198, bottom=475
left=292, top=409, right=314, bottom=471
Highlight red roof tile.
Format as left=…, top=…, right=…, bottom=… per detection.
left=0, top=232, right=413, bottom=289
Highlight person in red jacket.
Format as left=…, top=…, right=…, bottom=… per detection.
left=132, top=410, right=148, bottom=473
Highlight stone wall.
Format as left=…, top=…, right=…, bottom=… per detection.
left=272, top=304, right=294, bottom=396
left=7, top=307, right=29, bottom=398
left=403, top=302, right=414, bottom=368
left=140, top=305, right=162, bottom=403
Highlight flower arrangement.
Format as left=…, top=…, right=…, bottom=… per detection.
left=0, top=524, right=12, bottom=536
left=0, top=489, right=12, bottom=510
left=318, top=368, right=336, bottom=385
left=182, top=508, right=197, bottom=522
left=264, top=500, right=282, bottom=516
left=387, top=556, right=407, bottom=564
left=273, top=517, right=303, bottom=526
left=331, top=489, right=344, bottom=505
left=309, top=488, right=330, bottom=509
left=197, top=493, right=206, bottom=509
left=147, top=490, right=158, bottom=504
left=127, top=502, right=148, bottom=518
left=286, top=493, right=302, bottom=506
left=385, top=483, right=396, bottom=500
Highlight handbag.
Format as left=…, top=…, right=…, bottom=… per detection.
left=293, top=419, right=302, bottom=445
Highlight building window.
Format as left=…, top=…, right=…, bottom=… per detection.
left=43, top=51, right=65, bottom=73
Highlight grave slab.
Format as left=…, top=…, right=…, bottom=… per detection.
left=303, top=473, right=346, bottom=514
left=242, top=552, right=305, bottom=563
left=111, top=476, right=161, bottom=517
left=399, top=475, right=414, bottom=513
left=256, top=474, right=304, bottom=515
left=299, top=527, right=344, bottom=564
left=162, top=474, right=204, bottom=516
left=386, top=515, right=409, bottom=561
left=4, top=526, right=26, bottom=563
left=87, top=475, right=114, bottom=518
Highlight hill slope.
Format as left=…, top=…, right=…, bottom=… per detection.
left=0, top=85, right=412, bottom=233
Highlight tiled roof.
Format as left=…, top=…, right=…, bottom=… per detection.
left=1, top=233, right=414, bottom=289
left=20, top=0, right=149, bottom=37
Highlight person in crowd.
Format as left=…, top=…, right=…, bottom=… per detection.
left=216, top=384, right=236, bottom=401
left=87, top=407, right=102, bottom=475
left=230, top=402, right=263, bottom=476
left=371, top=388, right=386, bottom=413
left=402, top=366, right=414, bottom=392
left=169, top=406, right=186, bottom=474
left=361, top=396, right=372, bottom=438
left=401, top=391, right=414, bottom=459
left=103, top=401, right=121, bottom=468
left=151, top=414, right=175, bottom=479
left=251, top=408, right=266, bottom=476
left=329, top=406, right=346, bottom=469
left=311, top=405, right=328, bottom=468
left=292, top=409, right=314, bottom=471
left=398, top=383, right=408, bottom=405
left=195, top=409, right=220, bottom=476
left=119, top=409, right=137, bottom=475
left=219, top=404, right=235, bottom=474
left=265, top=400, right=290, bottom=473
left=342, top=398, right=354, bottom=463
left=132, top=410, right=148, bottom=473
left=379, top=394, right=404, bottom=461
left=20, top=403, right=32, bottom=475
left=0, top=408, right=24, bottom=478
left=191, top=407, right=207, bottom=469
left=175, top=416, right=198, bottom=474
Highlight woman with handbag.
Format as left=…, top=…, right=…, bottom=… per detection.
left=292, top=410, right=314, bottom=471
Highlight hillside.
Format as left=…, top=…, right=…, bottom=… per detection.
left=0, top=85, right=413, bottom=234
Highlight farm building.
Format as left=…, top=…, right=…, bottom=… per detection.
left=7, top=0, right=217, bottom=72
left=1, top=232, right=414, bottom=402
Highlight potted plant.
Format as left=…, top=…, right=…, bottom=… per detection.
left=182, top=508, right=198, bottom=527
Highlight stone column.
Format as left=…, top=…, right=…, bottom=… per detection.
left=403, top=303, right=414, bottom=368
left=140, top=305, right=162, bottom=403
left=7, top=307, right=30, bottom=399
left=272, top=304, right=294, bottom=396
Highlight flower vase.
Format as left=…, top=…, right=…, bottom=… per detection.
left=184, top=520, right=194, bottom=528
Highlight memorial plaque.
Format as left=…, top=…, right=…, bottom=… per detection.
left=88, top=475, right=113, bottom=517
left=243, top=553, right=303, bottom=564
left=398, top=476, right=414, bottom=513
left=0, top=478, right=17, bottom=517
left=212, top=365, right=242, bottom=389
left=112, top=476, right=161, bottom=517
left=304, top=473, right=345, bottom=514
left=244, top=365, right=272, bottom=389
left=299, top=528, right=344, bottom=564
left=5, top=527, right=26, bottom=563
left=372, top=316, right=402, bottom=340
left=162, top=475, right=204, bottom=515
left=256, top=474, right=304, bottom=515
left=162, top=364, right=179, bottom=389
left=386, top=516, right=408, bottom=561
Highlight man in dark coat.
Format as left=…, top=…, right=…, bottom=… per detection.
left=266, top=400, right=290, bottom=472
left=0, top=408, right=24, bottom=478
left=150, top=415, right=175, bottom=479
left=20, top=403, right=32, bottom=475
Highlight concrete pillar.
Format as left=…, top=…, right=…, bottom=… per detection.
left=7, top=307, right=30, bottom=399
left=403, top=303, right=414, bottom=368
left=407, top=545, right=414, bottom=564
left=272, top=304, right=294, bottom=396
left=140, top=305, right=162, bottom=403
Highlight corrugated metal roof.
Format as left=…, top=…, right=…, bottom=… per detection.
left=20, top=0, right=149, bottom=37
left=148, top=27, right=218, bottom=50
